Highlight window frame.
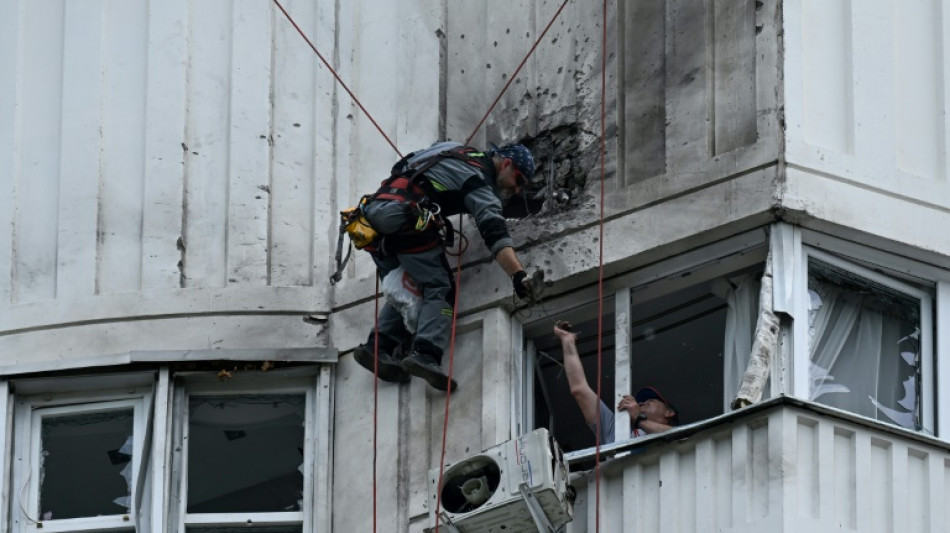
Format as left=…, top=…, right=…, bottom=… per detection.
left=171, top=368, right=323, bottom=533
left=10, top=373, right=156, bottom=533
left=517, top=229, right=769, bottom=453
left=793, top=244, right=936, bottom=434
left=6, top=361, right=333, bottom=533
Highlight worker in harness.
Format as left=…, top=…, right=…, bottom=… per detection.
left=352, top=141, right=537, bottom=392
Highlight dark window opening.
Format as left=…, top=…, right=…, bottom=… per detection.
left=187, top=395, right=305, bottom=514
left=527, top=265, right=762, bottom=453
left=39, top=408, right=135, bottom=520
left=530, top=314, right=616, bottom=453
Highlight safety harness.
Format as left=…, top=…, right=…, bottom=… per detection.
left=331, top=146, right=488, bottom=284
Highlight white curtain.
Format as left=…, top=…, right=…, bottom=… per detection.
left=807, top=275, right=919, bottom=429
left=714, top=274, right=761, bottom=412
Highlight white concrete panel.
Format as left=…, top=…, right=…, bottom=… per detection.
left=330, top=348, right=403, bottom=532
left=665, top=0, right=710, bottom=175
left=713, top=0, right=758, bottom=155
left=182, top=0, right=232, bottom=289
left=870, top=437, right=893, bottom=533
left=427, top=326, right=484, bottom=470
left=312, top=0, right=339, bottom=297
left=227, top=0, right=273, bottom=286
left=142, top=0, right=188, bottom=291
left=444, top=0, right=488, bottom=144
left=785, top=0, right=950, bottom=212
left=800, top=0, right=854, bottom=153
left=391, top=0, right=442, bottom=148
left=533, top=0, right=578, bottom=131
left=795, top=416, right=819, bottom=519
left=271, top=0, right=315, bottom=288
left=483, top=0, right=535, bottom=142
left=0, top=285, right=324, bottom=333
left=784, top=167, right=950, bottom=260
left=894, top=0, right=945, bottom=181
left=14, top=0, right=65, bottom=304
left=56, top=1, right=103, bottom=301
left=851, top=1, right=897, bottom=180
left=475, top=308, right=513, bottom=449
left=0, top=314, right=322, bottom=363
left=0, top=0, right=19, bottom=307
left=97, top=0, right=147, bottom=294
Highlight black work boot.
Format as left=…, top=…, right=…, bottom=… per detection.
left=400, top=347, right=458, bottom=392
left=353, top=344, right=410, bottom=383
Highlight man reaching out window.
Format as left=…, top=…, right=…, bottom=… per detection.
left=553, top=322, right=679, bottom=444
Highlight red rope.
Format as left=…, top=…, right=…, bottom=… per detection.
left=594, top=0, right=608, bottom=531
left=372, top=276, right=381, bottom=533
left=464, top=0, right=571, bottom=145
left=272, top=0, right=402, bottom=158
left=434, top=213, right=465, bottom=533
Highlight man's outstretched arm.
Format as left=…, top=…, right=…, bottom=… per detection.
left=554, top=324, right=601, bottom=427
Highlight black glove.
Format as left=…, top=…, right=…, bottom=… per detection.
left=512, top=270, right=530, bottom=299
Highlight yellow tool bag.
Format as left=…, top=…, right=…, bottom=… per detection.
left=331, top=202, right=378, bottom=285
left=341, top=207, right=377, bottom=249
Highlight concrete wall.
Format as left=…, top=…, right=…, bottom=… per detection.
left=332, top=0, right=784, bottom=530
left=0, top=0, right=444, bottom=363
left=0, top=0, right=784, bottom=356
left=782, top=0, right=950, bottom=257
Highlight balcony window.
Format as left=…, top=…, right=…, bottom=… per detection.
left=175, top=374, right=317, bottom=533
left=8, top=363, right=330, bottom=533
left=523, top=234, right=767, bottom=453
left=806, top=255, right=930, bottom=431
left=11, top=374, right=151, bottom=533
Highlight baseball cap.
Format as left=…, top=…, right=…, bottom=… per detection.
left=491, top=143, right=535, bottom=182
left=635, top=386, right=680, bottom=425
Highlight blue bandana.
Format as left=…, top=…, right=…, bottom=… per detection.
left=490, top=143, right=535, bottom=181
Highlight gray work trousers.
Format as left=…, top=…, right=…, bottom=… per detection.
left=363, top=200, right=455, bottom=359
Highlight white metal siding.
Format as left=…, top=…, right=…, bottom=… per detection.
left=566, top=404, right=950, bottom=533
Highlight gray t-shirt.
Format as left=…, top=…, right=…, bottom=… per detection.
left=588, top=400, right=644, bottom=444
left=588, top=400, right=615, bottom=444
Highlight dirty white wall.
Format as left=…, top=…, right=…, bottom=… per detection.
left=0, top=0, right=444, bottom=363
left=8, top=0, right=947, bottom=531
left=783, top=0, right=950, bottom=257
left=332, top=0, right=786, bottom=530
left=0, top=0, right=785, bottom=357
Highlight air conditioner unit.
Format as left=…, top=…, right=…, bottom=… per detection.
left=427, top=428, right=573, bottom=533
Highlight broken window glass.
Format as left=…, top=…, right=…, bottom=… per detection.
left=808, top=259, right=922, bottom=429
left=39, top=408, right=134, bottom=520
left=187, top=395, right=305, bottom=514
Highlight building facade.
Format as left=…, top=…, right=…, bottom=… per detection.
left=1, top=0, right=949, bottom=531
